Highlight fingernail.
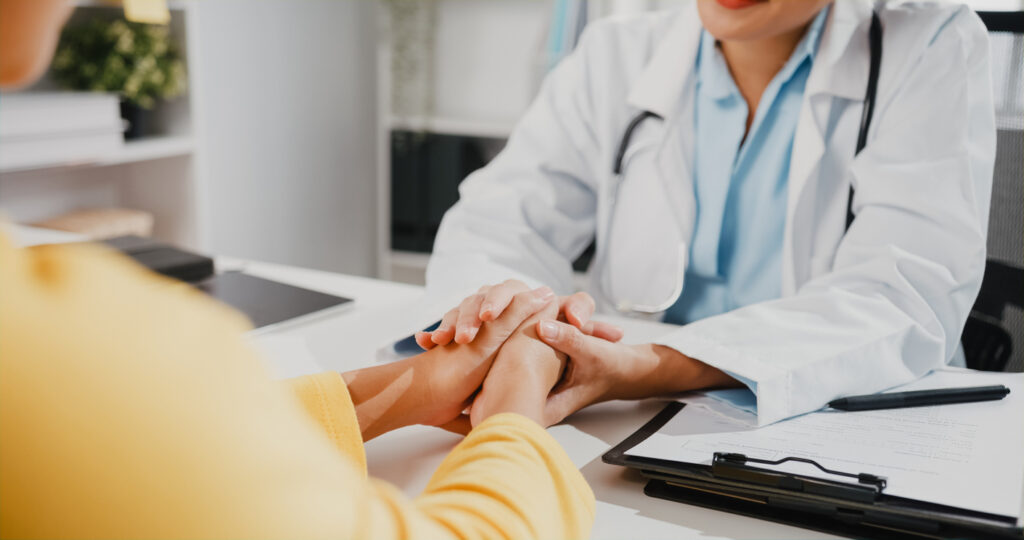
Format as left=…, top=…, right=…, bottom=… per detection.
left=582, top=321, right=595, bottom=334
left=538, top=320, right=559, bottom=340
left=534, top=286, right=555, bottom=300
left=467, top=327, right=479, bottom=340
left=479, top=303, right=494, bottom=318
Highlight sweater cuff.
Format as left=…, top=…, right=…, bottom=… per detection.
left=287, top=372, right=367, bottom=473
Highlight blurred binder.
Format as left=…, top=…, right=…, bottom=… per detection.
left=104, top=235, right=213, bottom=283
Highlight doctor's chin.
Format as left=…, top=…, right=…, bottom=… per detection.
left=2, top=0, right=1023, bottom=539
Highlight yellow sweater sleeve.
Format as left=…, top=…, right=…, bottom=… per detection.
left=287, top=372, right=368, bottom=472
left=0, top=235, right=594, bottom=540
left=288, top=372, right=595, bottom=539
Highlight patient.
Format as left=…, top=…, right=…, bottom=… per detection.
left=0, top=237, right=592, bottom=539
left=0, top=2, right=593, bottom=538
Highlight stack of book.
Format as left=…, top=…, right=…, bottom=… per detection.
left=0, top=92, right=124, bottom=171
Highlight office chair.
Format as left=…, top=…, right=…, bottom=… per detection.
left=960, top=11, right=1024, bottom=372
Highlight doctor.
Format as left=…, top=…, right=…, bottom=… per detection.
left=421, top=0, right=996, bottom=425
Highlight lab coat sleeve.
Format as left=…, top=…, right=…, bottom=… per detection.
left=425, top=26, right=607, bottom=308
left=656, top=7, right=996, bottom=426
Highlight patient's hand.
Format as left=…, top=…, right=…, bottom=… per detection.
left=469, top=300, right=567, bottom=427
left=342, top=287, right=556, bottom=440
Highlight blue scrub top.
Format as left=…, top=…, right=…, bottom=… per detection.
left=664, top=7, right=829, bottom=326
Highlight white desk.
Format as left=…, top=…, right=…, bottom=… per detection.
left=236, top=258, right=836, bottom=540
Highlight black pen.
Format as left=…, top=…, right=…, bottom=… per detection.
left=828, top=385, right=1010, bottom=411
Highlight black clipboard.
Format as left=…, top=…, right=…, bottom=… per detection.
left=603, top=402, right=1024, bottom=540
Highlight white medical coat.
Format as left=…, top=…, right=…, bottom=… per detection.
left=427, top=0, right=996, bottom=425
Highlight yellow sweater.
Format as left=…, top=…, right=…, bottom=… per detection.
left=0, top=235, right=594, bottom=539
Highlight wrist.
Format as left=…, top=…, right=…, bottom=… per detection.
left=403, top=349, right=465, bottom=427
left=475, top=381, right=548, bottom=425
left=472, top=345, right=563, bottom=426
left=611, top=344, right=736, bottom=399
left=341, top=355, right=427, bottom=440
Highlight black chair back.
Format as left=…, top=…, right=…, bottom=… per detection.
left=962, top=11, right=1024, bottom=372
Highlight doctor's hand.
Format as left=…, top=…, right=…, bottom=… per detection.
left=415, top=280, right=624, bottom=350
left=533, top=320, right=740, bottom=425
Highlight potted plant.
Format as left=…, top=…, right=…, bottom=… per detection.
left=51, top=18, right=186, bottom=139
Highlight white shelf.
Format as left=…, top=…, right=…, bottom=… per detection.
left=97, top=135, right=194, bottom=166
left=388, top=250, right=430, bottom=285
left=389, top=249, right=432, bottom=270
left=0, top=0, right=200, bottom=249
left=72, top=0, right=189, bottom=10
left=390, top=115, right=516, bottom=139
left=0, top=134, right=194, bottom=173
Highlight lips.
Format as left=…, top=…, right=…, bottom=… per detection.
left=715, top=0, right=767, bottom=9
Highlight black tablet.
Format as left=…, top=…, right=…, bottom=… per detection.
left=196, top=272, right=353, bottom=332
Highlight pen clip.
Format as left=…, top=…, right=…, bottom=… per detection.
left=712, top=452, right=887, bottom=502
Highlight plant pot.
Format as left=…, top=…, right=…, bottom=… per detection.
left=119, top=100, right=152, bottom=140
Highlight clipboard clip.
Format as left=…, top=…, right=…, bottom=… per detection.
left=712, top=452, right=887, bottom=503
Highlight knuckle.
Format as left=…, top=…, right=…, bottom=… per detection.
left=508, top=291, right=532, bottom=312
left=508, top=279, right=529, bottom=291
left=573, top=291, right=595, bottom=310
left=489, top=285, right=511, bottom=301
left=567, top=327, right=585, bottom=351
left=539, top=299, right=560, bottom=317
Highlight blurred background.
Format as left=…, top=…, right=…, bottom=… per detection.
left=1, top=0, right=1021, bottom=286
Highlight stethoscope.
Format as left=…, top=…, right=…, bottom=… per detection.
left=598, top=12, right=882, bottom=317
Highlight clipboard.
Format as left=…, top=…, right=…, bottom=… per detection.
left=603, top=402, right=1024, bottom=540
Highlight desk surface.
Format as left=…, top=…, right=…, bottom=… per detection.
left=233, top=258, right=836, bottom=540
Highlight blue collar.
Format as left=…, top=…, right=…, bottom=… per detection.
left=697, top=5, right=830, bottom=101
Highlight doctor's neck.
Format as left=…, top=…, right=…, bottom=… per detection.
left=717, top=23, right=811, bottom=130
left=697, top=0, right=831, bottom=131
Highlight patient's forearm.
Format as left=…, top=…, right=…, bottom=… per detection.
left=342, top=358, right=424, bottom=441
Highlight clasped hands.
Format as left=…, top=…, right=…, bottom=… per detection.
left=342, top=280, right=735, bottom=441
left=415, top=280, right=634, bottom=432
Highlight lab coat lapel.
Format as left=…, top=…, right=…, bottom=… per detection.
left=601, top=4, right=701, bottom=310
left=625, top=2, right=701, bottom=119
left=624, top=2, right=702, bottom=244
left=783, top=0, right=874, bottom=295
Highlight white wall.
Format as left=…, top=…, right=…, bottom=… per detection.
left=431, top=0, right=549, bottom=125
left=193, top=0, right=377, bottom=276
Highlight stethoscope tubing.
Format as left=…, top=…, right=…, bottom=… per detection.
left=599, top=11, right=882, bottom=317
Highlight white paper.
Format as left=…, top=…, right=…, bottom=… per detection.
left=628, top=369, right=1024, bottom=518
